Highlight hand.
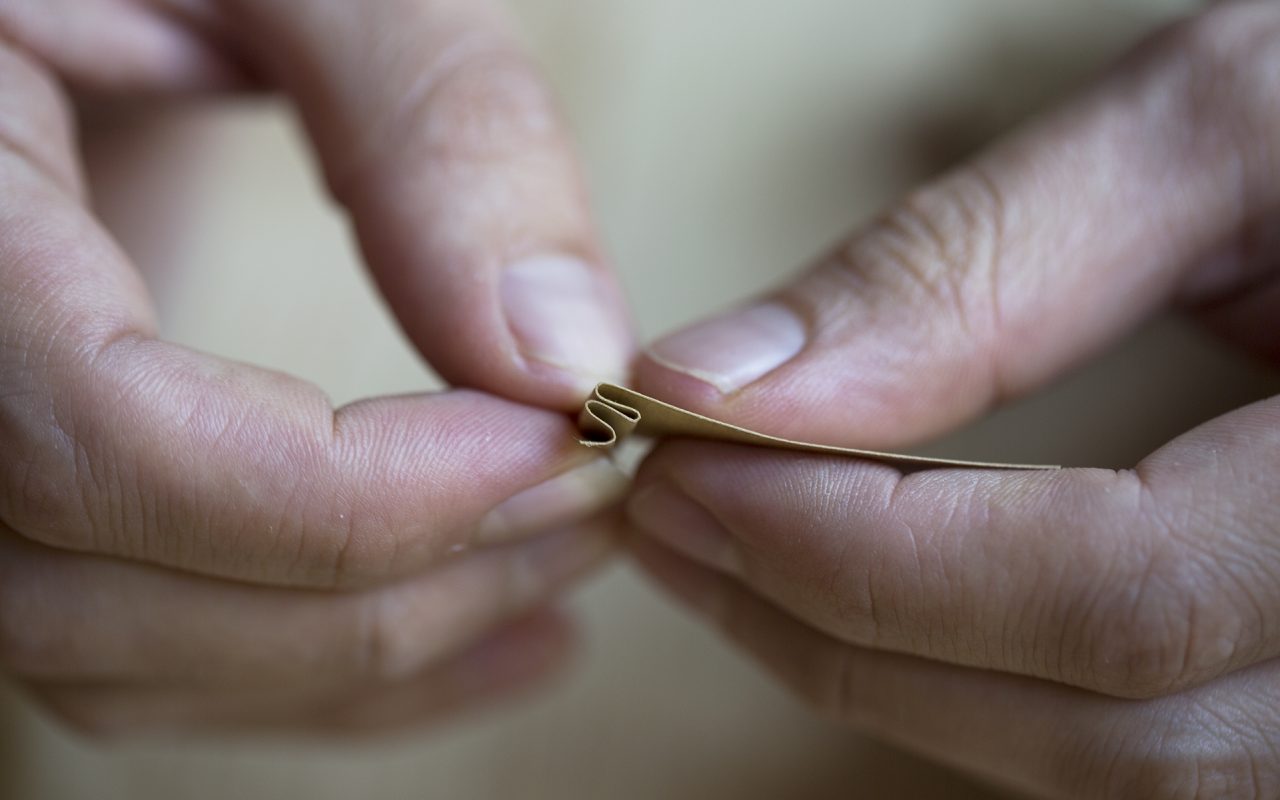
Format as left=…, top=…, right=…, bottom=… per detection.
left=0, top=0, right=633, bottom=737
left=627, top=2, right=1280, bottom=796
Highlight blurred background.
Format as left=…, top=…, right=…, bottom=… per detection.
left=5, top=0, right=1276, bottom=797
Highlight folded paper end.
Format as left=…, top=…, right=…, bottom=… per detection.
left=574, top=383, right=1061, bottom=471
left=576, top=385, right=642, bottom=448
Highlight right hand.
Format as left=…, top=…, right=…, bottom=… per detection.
left=0, top=0, right=633, bottom=738
left=626, top=1, right=1280, bottom=795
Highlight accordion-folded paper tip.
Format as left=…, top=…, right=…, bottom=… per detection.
left=577, top=383, right=1060, bottom=472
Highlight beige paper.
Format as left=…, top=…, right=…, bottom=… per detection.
left=578, top=383, right=1059, bottom=471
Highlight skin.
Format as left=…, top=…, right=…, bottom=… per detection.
left=627, top=1, right=1280, bottom=797
left=0, top=0, right=636, bottom=737
left=4, top=3, right=1278, bottom=796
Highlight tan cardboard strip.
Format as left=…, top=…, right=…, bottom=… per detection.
left=577, top=383, right=1060, bottom=471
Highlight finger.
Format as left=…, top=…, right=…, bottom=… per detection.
left=0, top=517, right=614, bottom=686
left=627, top=394, right=1280, bottom=699
left=218, top=0, right=633, bottom=407
left=0, top=0, right=245, bottom=92
left=8, top=0, right=633, bottom=403
left=0, top=42, right=626, bottom=588
left=634, top=539, right=1280, bottom=799
left=635, top=0, right=1280, bottom=446
left=29, top=610, right=574, bottom=740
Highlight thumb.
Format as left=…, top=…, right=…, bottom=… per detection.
left=220, top=0, right=633, bottom=409
left=636, top=1, right=1280, bottom=446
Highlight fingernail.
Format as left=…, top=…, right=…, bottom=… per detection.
left=646, top=302, right=806, bottom=394
left=501, top=254, right=630, bottom=391
left=477, top=459, right=628, bottom=545
left=626, top=481, right=741, bottom=574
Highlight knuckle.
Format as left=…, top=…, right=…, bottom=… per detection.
left=420, top=41, right=562, bottom=163
left=327, top=514, right=408, bottom=590
left=1086, top=717, right=1274, bottom=800
left=1151, top=2, right=1280, bottom=142
left=1084, top=612, right=1191, bottom=699
left=1079, top=541, right=1234, bottom=699
left=833, top=168, right=1006, bottom=344
left=0, top=338, right=138, bottom=555
left=0, top=456, right=58, bottom=539
left=336, top=35, right=565, bottom=202
left=0, top=436, right=94, bottom=554
left=1165, top=1, right=1280, bottom=73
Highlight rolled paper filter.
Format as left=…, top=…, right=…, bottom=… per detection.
left=577, top=383, right=1060, bottom=472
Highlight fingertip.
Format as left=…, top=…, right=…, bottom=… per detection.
left=233, top=0, right=636, bottom=414
left=500, top=254, right=634, bottom=406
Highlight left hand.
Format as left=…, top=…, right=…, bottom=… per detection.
left=0, top=0, right=631, bottom=739
left=627, top=3, right=1280, bottom=796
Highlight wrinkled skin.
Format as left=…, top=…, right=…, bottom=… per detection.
left=4, top=2, right=1280, bottom=795
left=0, top=0, right=636, bottom=737
left=627, top=2, right=1280, bottom=797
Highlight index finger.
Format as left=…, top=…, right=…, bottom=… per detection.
left=628, top=394, right=1280, bottom=699
left=0, top=43, right=622, bottom=589
left=220, top=0, right=634, bottom=408
left=635, top=2, right=1280, bottom=446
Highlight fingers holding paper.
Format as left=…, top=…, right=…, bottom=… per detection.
left=627, top=373, right=1280, bottom=795
left=218, top=0, right=634, bottom=407
left=635, top=0, right=1280, bottom=446
left=627, top=0, right=1280, bottom=690
left=0, top=1, right=631, bottom=738
left=629, top=395, right=1280, bottom=697
left=628, top=2, right=1280, bottom=793
left=3, top=0, right=635, bottom=407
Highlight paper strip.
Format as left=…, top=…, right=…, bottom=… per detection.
left=577, top=383, right=1059, bottom=471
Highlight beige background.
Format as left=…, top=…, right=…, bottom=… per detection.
left=5, top=0, right=1277, bottom=797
